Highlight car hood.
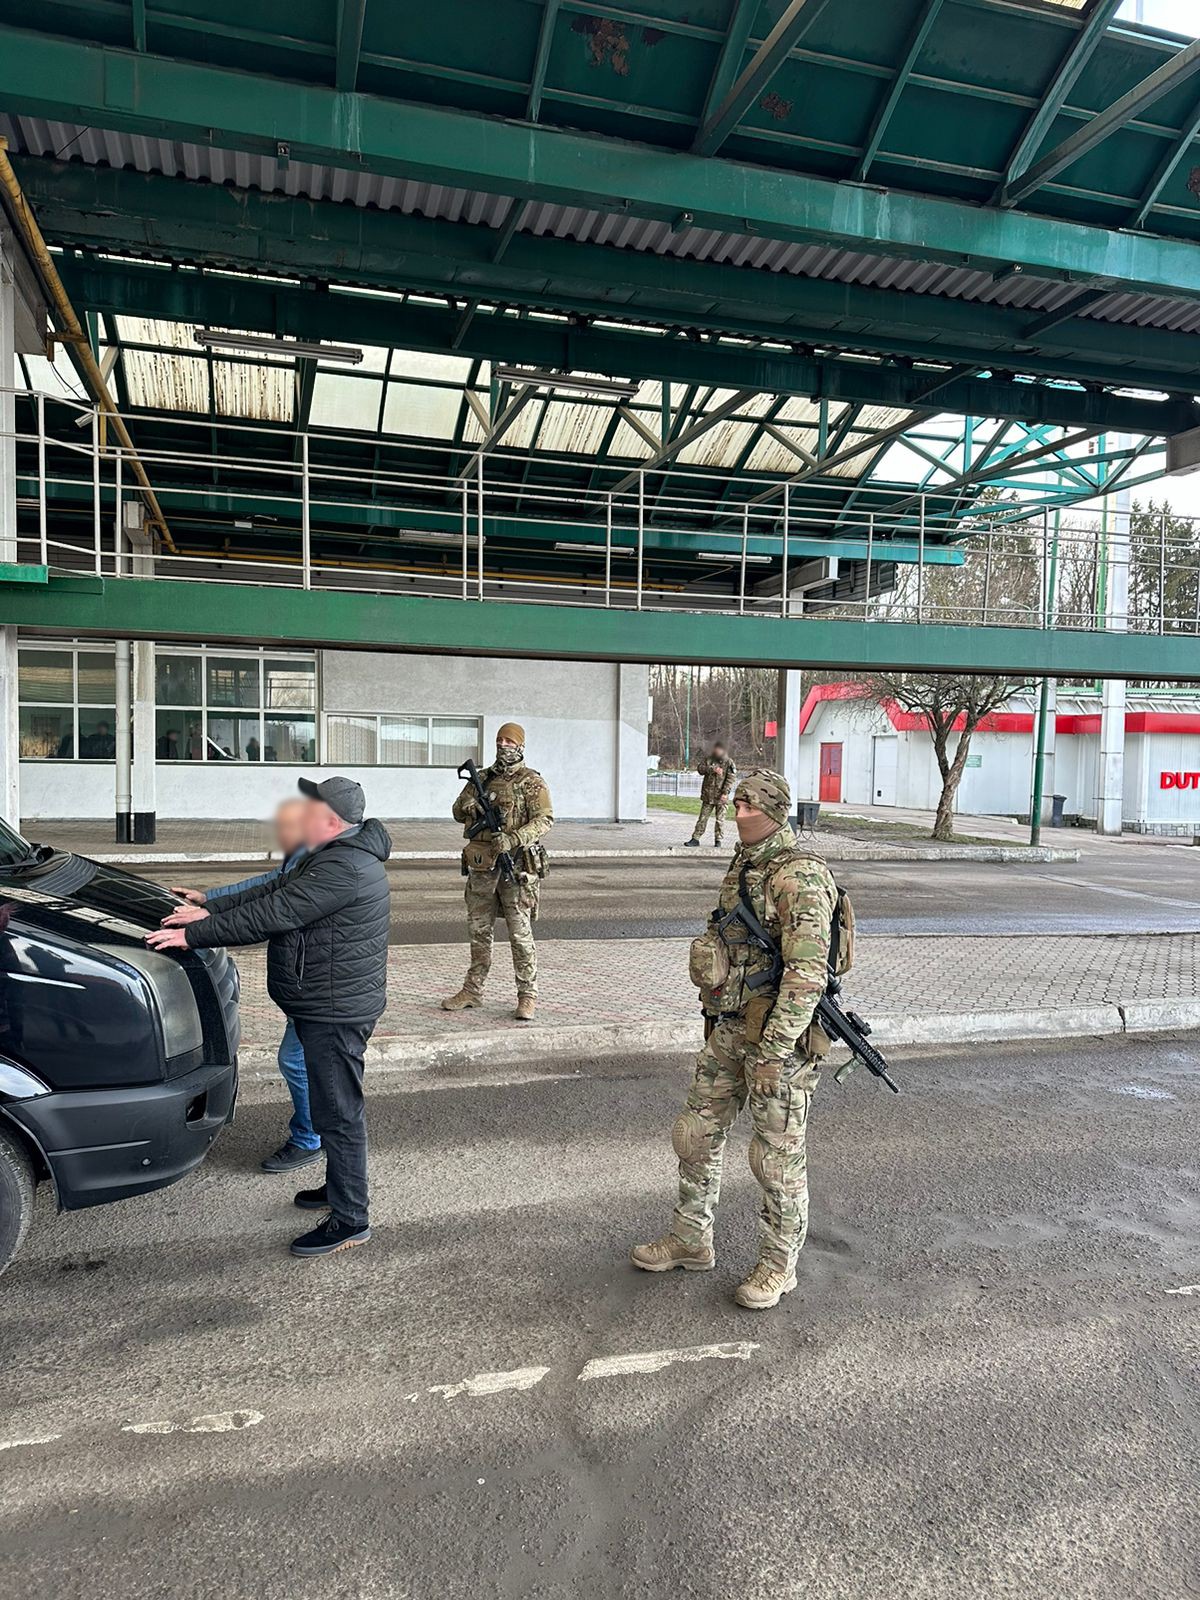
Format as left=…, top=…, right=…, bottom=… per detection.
left=0, top=853, right=180, bottom=948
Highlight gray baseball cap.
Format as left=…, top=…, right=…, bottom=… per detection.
left=298, top=774, right=365, bottom=824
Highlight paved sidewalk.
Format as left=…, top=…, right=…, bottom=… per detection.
left=233, top=930, right=1200, bottom=1075
left=28, top=813, right=1079, bottom=864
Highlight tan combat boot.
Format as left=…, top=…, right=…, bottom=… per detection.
left=630, top=1233, right=715, bottom=1273
left=514, top=995, right=536, bottom=1022
left=441, top=987, right=482, bottom=1011
left=734, top=1257, right=798, bottom=1310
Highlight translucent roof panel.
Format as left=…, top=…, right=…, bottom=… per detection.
left=381, top=381, right=463, bottom=440
left=123, top=349, right=209, bottom=413
left=536, top=400, right=615, bottom=456
left=212, top=359, right=294, bottom=422
left=743, top=425, right=820, bottom=473
left=309, top=372, right=383, bottom=432
left=389, top=350, right=475, bottom=384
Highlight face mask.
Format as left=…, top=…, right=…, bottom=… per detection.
left=495, top=743, right=524, bottom=770
left=735, top=808, right=777, bottom=845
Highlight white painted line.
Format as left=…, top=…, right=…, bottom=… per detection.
left=429, top=1366, right=551, bottom=1401
left=0, top=1433, right=61, bottom=1452
left=578, top=1341, right=760, bottom=1381
left=1165, top=1284, right=1200, bottom=1296
left=122, top=1409, right=264, bottom=1435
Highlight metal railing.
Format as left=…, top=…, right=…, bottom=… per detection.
left=5, top=389, right=1193, bottom=635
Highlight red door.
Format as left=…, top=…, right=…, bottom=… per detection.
left=819, top=742, right=843, bottom=804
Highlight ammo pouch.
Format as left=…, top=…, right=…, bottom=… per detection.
left=462, top=840, right=495, bottom=875
left=521, top=842, right=549, bottom=879
left=688, top=924, right=730, bottom=994
left=831, top=885, right=855, bottom=976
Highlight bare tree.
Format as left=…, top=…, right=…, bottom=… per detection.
left=866, top=672, right=1028, bottom=839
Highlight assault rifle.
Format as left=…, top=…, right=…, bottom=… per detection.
left=457, top=759, right=518, bottom=881
left=714, top=892, right=900, bottom=1095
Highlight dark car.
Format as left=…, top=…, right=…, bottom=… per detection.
left=0, top=818, right=240, bottom=1274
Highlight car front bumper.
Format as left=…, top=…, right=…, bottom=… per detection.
left=4, top=1059, right=238, bottom=1211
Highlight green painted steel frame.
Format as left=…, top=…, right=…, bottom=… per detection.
left=2, top=574, right=1198, bottom=681
left=7, top=24, right=1200, bottom=304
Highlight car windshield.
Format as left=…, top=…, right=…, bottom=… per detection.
left=0, top=816, right=36, bottom=868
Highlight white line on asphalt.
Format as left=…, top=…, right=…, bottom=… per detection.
left=0, top=1434, right=61, bottom=1452
left=429, top=1366, right=551, bottom=1401
left=121, top=1410, right=265, bottom=1435
left=1164, top=1284, right=1200, bottom=1296
left=578, top=1341, right=760, bottom=1381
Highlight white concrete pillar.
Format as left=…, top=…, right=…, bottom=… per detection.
left=776, top=668, right=803, bottom=813
left=0, top=229, right=20, bottom=826
left=1096, top=486, right=1130, bottom=835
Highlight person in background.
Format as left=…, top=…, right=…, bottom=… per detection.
left=685, top=739, right=737, bottom=849
left=171, top=796, right=316, bottom=1174
left=156, top=727, right=181, bottom=760
left=150, top=777, right=391, bottom=1258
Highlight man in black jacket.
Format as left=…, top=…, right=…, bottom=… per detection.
left=148, top=776, right=391, bottom=1257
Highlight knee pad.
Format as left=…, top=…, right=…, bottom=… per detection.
left=671, top=1110, right=710, bottom=1164
left=749, top=1133, right=807, bottom=1196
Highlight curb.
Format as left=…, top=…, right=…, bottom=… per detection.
left=235, top=999, right=1183, bottom=1081
left=81, top=843, right=1080, bottom=866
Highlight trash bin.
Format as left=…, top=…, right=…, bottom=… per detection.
left=796, top=801, right=821, bottom=832
left=1050, top=794, right=1066, bottom=828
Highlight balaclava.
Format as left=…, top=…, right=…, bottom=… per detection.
left=733, top=768, right=791, bottom=845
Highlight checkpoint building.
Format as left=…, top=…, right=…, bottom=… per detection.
left=799, top=682, right=1200, bottom=836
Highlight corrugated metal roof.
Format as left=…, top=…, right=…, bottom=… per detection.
left=7, top=113, right=1200, bottom=337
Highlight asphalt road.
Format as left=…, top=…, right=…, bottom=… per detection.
left=151, top=846, right=1200, bottom=943
left=3, top=1036, right=1198, bottom=1599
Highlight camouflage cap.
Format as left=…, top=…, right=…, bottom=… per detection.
left=733, top=768, right=791, bottom=825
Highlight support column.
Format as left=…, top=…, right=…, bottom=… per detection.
left=131, top=639, right=156, bottom=841
left=118, top=501, right=156, bottom=841
left=1096, top=475, right=1130, bottom=836
left=0, top=228, right=19, bottom=826
left=775, top=668, right=803, bottom=814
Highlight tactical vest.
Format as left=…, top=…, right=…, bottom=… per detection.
left=467, top=764, right=550, bottom=879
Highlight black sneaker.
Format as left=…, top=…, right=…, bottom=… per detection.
left=261, top=1141, right=323, bottom=1174
left=290, top=1216, right=371, bottom=1257
left=683, top=838, right=700, bottom=848
left=294, top=1182, right=329, bottom=1211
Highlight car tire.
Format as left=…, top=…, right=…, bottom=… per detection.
left=0, top=1125, right=36, bottom=1278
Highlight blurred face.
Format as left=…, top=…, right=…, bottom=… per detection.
left=712, top=744, right=726, bottom=759
left=735, top=799, right=775, bottom=845
left=274, top=798, right=307, bottom=855
left=301, top=798, right=345, bottom=849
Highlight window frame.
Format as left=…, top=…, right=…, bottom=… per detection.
left=155, top=644, right=319, bottom=764
left=17, top=642, right=117, bottom=763
left=323, top=712, right=483, bottom=768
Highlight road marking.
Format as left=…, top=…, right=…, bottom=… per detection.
left=429, top=1366, right=551, bottom=1401
left=0, top=1433, right=61, bottom=1452
left=1165, top=1284, right=1200, bottom=1296
left=121, top=1410, right=264, bottom=1435
left=578, top=1341, right=760, bottom=1381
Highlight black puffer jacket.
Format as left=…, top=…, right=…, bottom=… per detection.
left=186, top=819, right=392, bottom=1024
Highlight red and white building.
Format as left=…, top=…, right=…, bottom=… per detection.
left=797, top=683, right=1200, bottom=835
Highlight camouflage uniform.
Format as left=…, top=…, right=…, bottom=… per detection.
left=452, top=751, right=553, bottom=999
left=673, top=793, right=836, bottom=1275
left=690, top=751, right=736, bottom=846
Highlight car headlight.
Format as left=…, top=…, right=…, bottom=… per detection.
left=98, top=944, right=204, bottom=1058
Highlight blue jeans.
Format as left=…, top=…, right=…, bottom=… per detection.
left=278, top=1019, right=321, bottom=1152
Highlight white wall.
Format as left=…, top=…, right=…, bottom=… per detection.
left=21, top=648, right=649, bottom=823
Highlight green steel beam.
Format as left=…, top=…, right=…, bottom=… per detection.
left=1003, top=36, right=1200, bottom=209
left=50, top=256, right=1200, bottom=438
left=334, top=0, right=367, bottom=93
left=31, top=163, right=1200, bottom=392
left=692, top=0, right=834, bottom=156
left=525, top=0, right=560, bottom=123
left=993, top=0, right=1122, bottom=205
left=854, top=0, right=946, bottom=182
left=1128, top=94, right=1200, bottom=228
left=1018, top=287, right=1112, bottom=340
left=694, top=0, right=761, bottom=142
left=8, top=28, right=1200, bottom=302
left=4, top=573, right=1198, bottom=681
left=131, top=0, right=147, bottom=52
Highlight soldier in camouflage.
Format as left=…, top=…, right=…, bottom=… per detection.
left=442, top=722, right=554, bottom=1023
left=684, top=740, right=736, bottom=848
left=631, top=769, right=838, bottom=1309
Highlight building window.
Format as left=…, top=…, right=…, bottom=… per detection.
left=18, top=645, right=116, bottom=760
left=155, top=648, right=317, bottom=762
left=325, top=714, right=482, bottom=767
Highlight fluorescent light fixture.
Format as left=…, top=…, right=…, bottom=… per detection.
left=554, top=542, right=618, bottom=554
left=697, top=551, right=771, bottom=565
left=194, top=329, right=364, bottom=364
left=401, top=531, right=486, bottom=547
left=494, top=366, right=638, bottom=399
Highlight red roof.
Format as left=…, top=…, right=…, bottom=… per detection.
left=798, top=684, right=1200, bottom=738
